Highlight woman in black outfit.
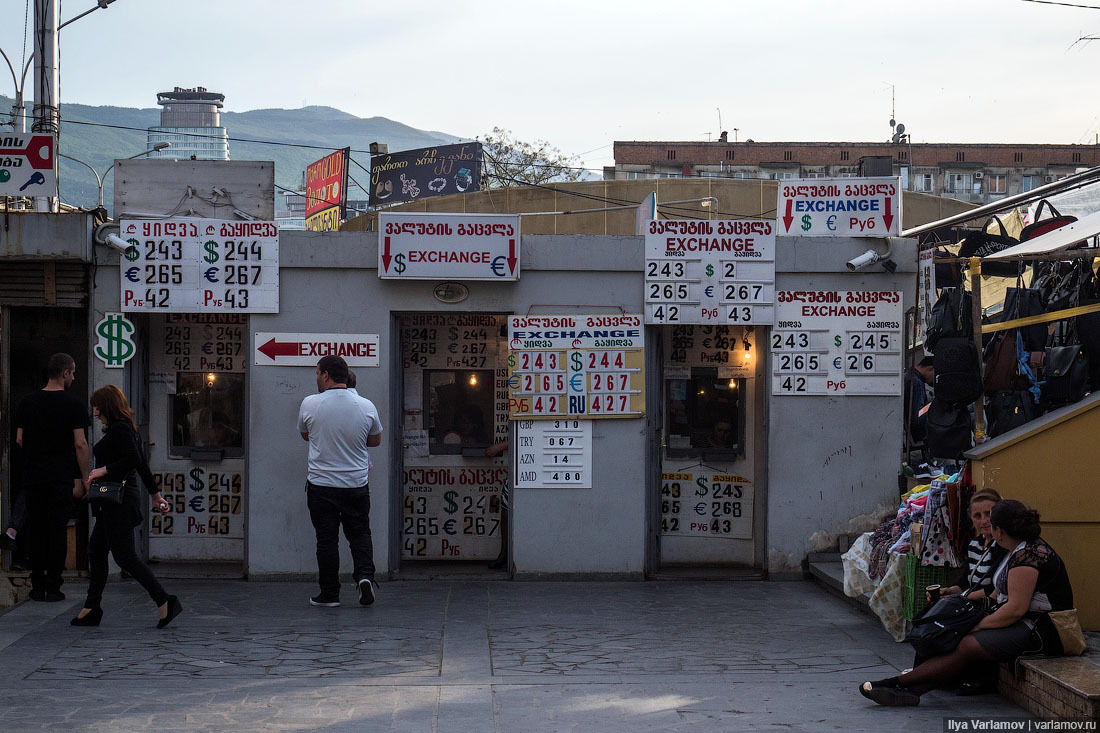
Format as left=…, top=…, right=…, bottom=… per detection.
left=71, top=385, right=182, bottom=628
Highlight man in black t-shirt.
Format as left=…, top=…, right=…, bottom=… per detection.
left=4, top=353, right=90, bottom=601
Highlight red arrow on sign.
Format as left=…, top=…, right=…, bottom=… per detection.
left=782, top=199, right=794, bottom=232
left=381, top=236, right=392, bottom=272
left=507, top=238, right=517, bottom=274
left=0, top=135, right=54, bottom=170
left=258, top=337, right=300, bottom=360
left=883, top=198, right=894, bottom=232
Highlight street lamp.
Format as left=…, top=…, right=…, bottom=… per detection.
left=59, top=142, right=170, bottom=208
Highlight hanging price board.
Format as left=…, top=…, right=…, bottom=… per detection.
left=659, top=471, right=753, bottom=538
left=507, top=315, right=645, bottom=419
left=644, top=219, right=776, bottom=325
left=514, top=418, right=592, bottom=488
left=118, top=218, right=279, bottom=313
left=770, top=290, right=903, bottom=396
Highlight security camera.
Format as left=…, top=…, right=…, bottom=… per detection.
left=846, top=249, right=881, bottom=272
left=103, top=233, right=135, bottom=254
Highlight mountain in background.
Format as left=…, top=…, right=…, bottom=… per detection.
left=0, top=95, right=464, bottom=212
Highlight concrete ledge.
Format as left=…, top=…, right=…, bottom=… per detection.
left=999, top=656, right=1100, bottom=720
left=512, top=571, right=644, bottom=582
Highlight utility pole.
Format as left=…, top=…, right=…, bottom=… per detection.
left=33, top=0, right=59, bottom=212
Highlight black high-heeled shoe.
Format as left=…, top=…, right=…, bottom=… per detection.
left=70, top=607, right=103, bottom=627
left=157, top=595, right=183, bottom=629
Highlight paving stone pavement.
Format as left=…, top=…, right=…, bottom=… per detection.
left=0, top=578, right=1032, bottom=731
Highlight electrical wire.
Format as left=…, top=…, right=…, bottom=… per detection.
left=1020, top=0, right=1100, bottom=9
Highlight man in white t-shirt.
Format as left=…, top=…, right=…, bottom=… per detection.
left=297, top=355, right=383, bottom=607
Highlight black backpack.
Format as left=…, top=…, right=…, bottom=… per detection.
left=906, top=595, right=987, bottom=658
left=933, top=338, right=982, bottom=405
left=926, top=287, right=973, bottom=353
left=925, top=399, right=972, bottom=461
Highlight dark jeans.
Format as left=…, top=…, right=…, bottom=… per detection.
left=84, top=508, right=169, bottom=610
left=306, top=482, right=375, bottom=596
left=26, top=481, right=71, bottom=593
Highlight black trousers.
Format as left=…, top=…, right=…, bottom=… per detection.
left=306, top=482, right=375, bottom=596
left=26, top=480, right=71, bottom=593
left=84, top=507, right=169, bottom=610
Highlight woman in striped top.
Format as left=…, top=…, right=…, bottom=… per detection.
left=933, top=489, right=1008, bottom=602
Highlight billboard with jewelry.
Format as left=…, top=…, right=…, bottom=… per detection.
left=369, top=142, right=482, bottom=207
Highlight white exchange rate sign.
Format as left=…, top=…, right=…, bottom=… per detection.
left=515, top=418, right=592, bottom=489
left=644, top=219, right=776, bottom=325
left=379, top=213, right=520, bottom=281
left=118, top=218, right=279, bottom=313
left=777, top=177, right=901, bottom=237
left=771, top=290, right=903, bottom=396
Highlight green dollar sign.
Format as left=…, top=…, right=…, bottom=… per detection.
left=203, top=240, right=220, bottom=263
left=393, top=253, right=407, bottom=274
left=801, top=214, right=812, bottom=231
left=705, top=263, right=714, bottom=277
left=507, top=353, right=516, bottom=367
left=443, top=490, right=458, bottom=514
left=94, top=314, right=135, bottom=367
left=834, top=335, right=842, bottom=347
left=570, top=352, right=583, bottom=371
left=448, top=327, right=458, bottom=340
left=190, top=467, right=205, bottom=491
left=124, top=238, right=140, bottom=261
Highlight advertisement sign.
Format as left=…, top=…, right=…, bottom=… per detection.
left=304, top=147, right=348, bottom=232
left=644, top=219, right=776, bottom=325
left=507, top=314, right=645, bottom=419
left=659, top=471, right=753, bottom=539
left=118, top=218, right=279, bottom=313
left=379, top=213, right=520, bottom=281
left=254, top=333, right=380, bottom=366
left=770, top=290, right=903, bottom=396
left=370, top=142, right=481, bottom=207
left=0, top=133, right=56, bottom=197
left=514, top=418, right=593, bottom=489
left=918, top=248, right=936, bottom=340
left=402, top=466, right=505, bottom=560
left=777, top=177, right=901, bottom=237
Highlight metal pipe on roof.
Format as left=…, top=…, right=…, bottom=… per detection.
left=900, top=164, right=1100, bottom=239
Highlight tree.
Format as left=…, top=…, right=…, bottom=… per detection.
left=479, top=127, right=585, bottom=188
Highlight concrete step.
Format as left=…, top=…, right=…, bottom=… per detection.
left=807, top=558, right=874, bottom=617
left=999, top=655, right=1100, bottom=720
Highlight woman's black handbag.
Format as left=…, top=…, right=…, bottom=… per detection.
left=88, top=479, right=126, bottom=506
left=1041, top=344, right=1090, bottom=410
left=906, top=594, right=987, bottom=658
left=925, top=399, right=972, bottom=461
left=957, top=216, right=1020, bottom=278
left=987, top=389, right=1038, bottom=437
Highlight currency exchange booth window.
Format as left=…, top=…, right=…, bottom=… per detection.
left=666, top=367, right=744, bottom=460
left=425, top=369, right=494, bottom=456
left=170, top=372, right=245, bottom=459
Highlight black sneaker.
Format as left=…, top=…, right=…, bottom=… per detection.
left=0, top=532, right=16, bottom=551
left=357, top=578, right=375, bottom=606
left=309, top=595, right=340, bottom=607
left=44, top=590, right=66, bottom=602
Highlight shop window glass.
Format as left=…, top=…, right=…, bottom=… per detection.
left=424, top=369, right=495, bottom=456
left=170, top=372, right=245, bottom=459
left=666, top=368, right=744, bottom=460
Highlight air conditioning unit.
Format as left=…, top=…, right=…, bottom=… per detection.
left=1045, top=175, right=1055, bottom=183
left=973, top=171, right=984, bottom=180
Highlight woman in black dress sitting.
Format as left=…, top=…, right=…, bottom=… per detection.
left=71, top=385, right=182, bottom=628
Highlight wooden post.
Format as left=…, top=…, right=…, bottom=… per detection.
left=969, top=257, right=986, bottom=442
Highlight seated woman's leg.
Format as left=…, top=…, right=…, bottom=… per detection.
left=898, top=635, right=996, bottom=694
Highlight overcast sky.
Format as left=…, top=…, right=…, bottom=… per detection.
left=3, top=0, right=1100, bottom=172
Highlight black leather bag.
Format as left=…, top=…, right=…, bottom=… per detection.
left=933, top=338, right=983, bottom=404
left=987, top=389, right=1038, bottom=437
left=926, top=399, right=972, bottom=461
left=88, top=479, right=126, bottom=506
left=926, top=287, right=973, bottom=353
left=906, top=595, right=988, bottom=658
left=1041, top=344, right=1090, bottom=410
left=957, top=216, right=1019, bottom=278
left=1002, top=287, right=1047, bottom=352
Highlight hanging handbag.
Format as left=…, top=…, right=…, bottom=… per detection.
left=1019, top=199, right=1077, bottom=243
left=926, top=287, right=973, bottom=353
left=925, top=399, right=972, bottom=461
left=88, top=478, right=127, bottom=506
left=1047, top=609, right=1088, bottom=656
left=933, top=338, right=983, bottom=404
left=1002, top=279, right=1047, bottom=352
left=905, top=594, right=988, bottom=658
left=986, top=389, right=1038, bottom=437
left=1045, top=259, right=1090, bottom=313
left=983, top=330, right=1027, bottom=394
left=957, top=215, right=1020, bottom=278
left=1041, top=322, right=1090, bottom=410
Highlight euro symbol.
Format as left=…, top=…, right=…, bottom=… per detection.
left=694, top=502, right=707, bottom=516
left=188, top=497, right=206, bottom=513
left=507, top=375, right=520, bottom=388
left=569, top=373, right=585, bottom=393
left=827, top=215, right=837, bottom=231
left=704, top=285, right=714, bottom=297
left=833, top=357, right=841, bottom=369
left=443, top=519, right=456, bottom=535
left=702, top=338, right=711, bottom=348
left=204, top=267, right=219, bottom=283
left=202, top=343, right=213, bottom=354
left=490, top=255, right=507, bottom=277
left=124, top=267, right=140, bottom=283
left=448, top=343, right=457, bottom=353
